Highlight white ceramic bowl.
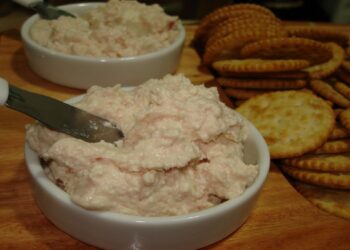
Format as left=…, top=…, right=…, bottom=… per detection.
left=24, top=106, right=270, bottom=250
left=20, top=3, right=186, bottom=89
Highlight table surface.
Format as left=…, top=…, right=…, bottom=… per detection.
left=0, top=24, right=350, bottom=250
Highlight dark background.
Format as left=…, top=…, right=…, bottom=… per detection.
left=1, top=0, right=349, bottom=23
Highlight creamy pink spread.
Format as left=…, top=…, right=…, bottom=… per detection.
left=30, top=0, right=179, bottom=58
left=26, top=74, right=259, bottom=216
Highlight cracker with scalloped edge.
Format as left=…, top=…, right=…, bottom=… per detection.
left=193, top=4, right=275, bottom=50
left=224, top=88, right=273, bottom=99
left=240, top=37, right=332, bottom=65
left=336, top=68, right=350, bottom=85
left=329, top=123, right=350, bottom=140
left=340, top=108, right=350, bottom=131
left=310, top=80, right=350, bottom=108
left=334, top=81, right=350, bottom=99
left=236, top=90, right=335, bottom=159
left=207, top=15, right=286, bottom=48
left=303, top=43, right=345, bottom=79
left=287, top=26, right=350, bottom=48
left=217, top=78, right=307, bottom=89
left=313, top=139, right=350, bottom=154
left=282, top=165, right=350, bottom=189
left=213, top=59, right=310, bottom=74
left=293, top=182, right=350, bottom=220
left=217, top=71, right=309, bottom=79
left=283, top=153, right=350, bottom=172
left=203, top=27, right=285, bottom=65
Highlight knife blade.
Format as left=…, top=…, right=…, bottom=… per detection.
left=0, top=78, right=124, bottom=143
left=13, top=0, right=75, bottom=20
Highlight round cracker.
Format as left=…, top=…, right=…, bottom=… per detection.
left=207, top=15, right=285, bottom=48
left=240, top=37, right=332, bottom=65
left=217, top=77, right=307, bottom=89
left=282, top=165, right=350, bottom=189
left=294, top=182, right=350, bottom=220
left=283, top=153, right=350, bottom=172
left=334, top=81, right=350, bottom=99
left=313, top=139, right=350, bottom=154
left=224, top=88, right=273, bottom=100
left=336, top=68, right=350, bottom=86
left=329, top=123, right=350, bottom=140
left=216, top=71, right=308, bottom=79
left=287, top=26, right=350, bottom=48
left=203, top=27, right=284, bottom=64
left=310, top=80, right=350, bottom=108
left=213, top=59, right=310, bottom=74
left=236, top=90, right=335, bottom=159
left=193, top=4, right=275, bottom=49
left=303, top=42, right=345, bottom=79
left=339, top=108, right=350, bottom=131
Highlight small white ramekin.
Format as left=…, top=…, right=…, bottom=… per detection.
left=25, top=108, right=270, bottom=250
left=20, top=3, right=186, bottom=89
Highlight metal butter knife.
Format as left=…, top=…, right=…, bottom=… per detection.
left=0, top=78, right=124, bottom=143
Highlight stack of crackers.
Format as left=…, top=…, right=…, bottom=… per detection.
left=193, top=3, right=350, bottom=220
left=192, top=3, right=350, bottom=102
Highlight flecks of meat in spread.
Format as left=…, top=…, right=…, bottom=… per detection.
left=26, top=74, right=259, bottom=216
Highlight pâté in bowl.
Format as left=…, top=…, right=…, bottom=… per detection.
left=21, top=0, right=186, bottom=89
left=25, top=74, right=270, bottom=250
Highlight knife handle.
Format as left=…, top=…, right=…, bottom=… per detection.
left=0, top=78, right=9, bottom=105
